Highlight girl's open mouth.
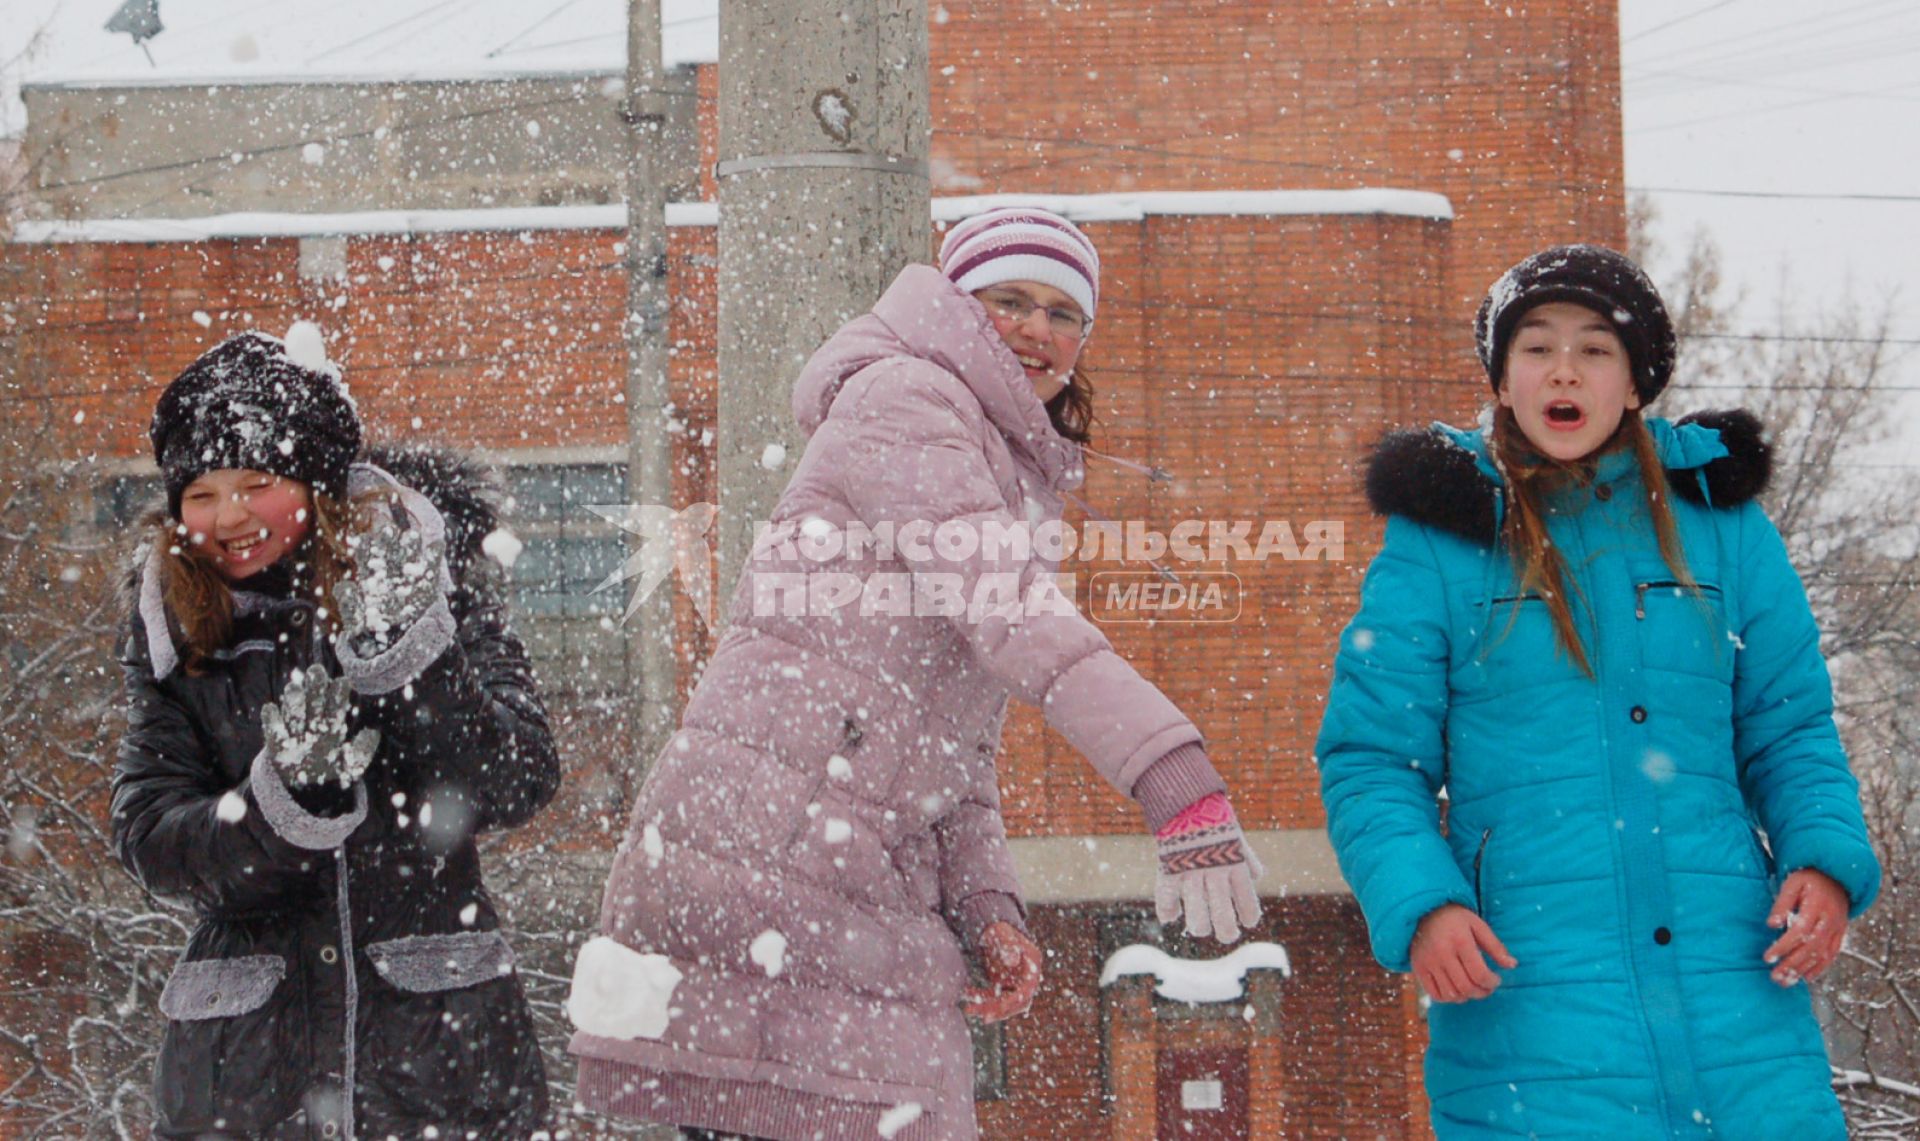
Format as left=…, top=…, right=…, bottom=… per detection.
left=222, top=530, right=270, bottom=560
left=1016, top=353, right=1050, bottom=374
left=1544, top=401, right=1586, bottom=430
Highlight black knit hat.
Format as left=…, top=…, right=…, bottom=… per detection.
left=1474, top=244, right=1677, bottom=404
left=149, top=329, right=363, bottom=518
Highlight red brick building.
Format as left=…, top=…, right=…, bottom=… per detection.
left=4, top=2, right=1626, bottom=1136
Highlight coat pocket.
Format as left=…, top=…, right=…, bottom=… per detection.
left=158, top=954, right=286, bottom=1021
left=365, top=929, right=516, bottom=993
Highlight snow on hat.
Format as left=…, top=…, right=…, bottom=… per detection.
left=1475, top=243, right=1678, bottom=404
left=940, top=207, right=1100, bottom=323
left=150, top=323, right=363, bottom=518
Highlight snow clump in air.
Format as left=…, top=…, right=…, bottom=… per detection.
left=567, top=936, right=682, bottom=1040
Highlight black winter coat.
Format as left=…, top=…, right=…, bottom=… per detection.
left=111, top=448, right=561, bottom=1140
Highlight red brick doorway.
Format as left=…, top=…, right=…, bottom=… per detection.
left=1155, top=1046, right=1248, bottom=1141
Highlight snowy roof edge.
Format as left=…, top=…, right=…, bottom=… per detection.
left=20, top=61, right=702, bottom=92
left=11, top=191, right=1454, bottom=244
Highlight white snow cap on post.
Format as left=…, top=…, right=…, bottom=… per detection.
left=566, top=936, right=682, bottom=1040
left=1098, top=942, right=1290, bottom=1004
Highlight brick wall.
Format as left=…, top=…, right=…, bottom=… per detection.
left=981, top=897, right=1424, bottom=1139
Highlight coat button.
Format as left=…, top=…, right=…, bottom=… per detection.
left=320, top=945, right=339, bottom=964
left=206, top=991, right=221, bottom=1006
left=1595, top=483, right=1613, bottom=502
left=1630, top=705, right=1648, bottom=723
left=1654, top=927, right=1672, bottom=945
left=289, top=609, right=309, bottom=628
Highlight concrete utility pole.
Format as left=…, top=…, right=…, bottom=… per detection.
left=713, top=0, right=930, bottom=601
left=623, top=0, right=679, bottom=787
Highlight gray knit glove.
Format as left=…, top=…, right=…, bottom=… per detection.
left=338, top=504, right=446, bottom=657
left=262, top=667, right=380, bottom=789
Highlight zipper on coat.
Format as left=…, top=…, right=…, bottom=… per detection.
left=1635, top=580, right=1720, bottom=620
left=1489, top=593, right=1545, bottom=607
left=1472, top=827, right=1493, bottom=915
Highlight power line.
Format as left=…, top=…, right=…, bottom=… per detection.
left=1626, top=0, right=1911, bottom=71
left=1629, top=185, right=1920, bottom=203
left=1624, top=0, right=1750, bottom=45
left=1686, top=332, right=1920, bottom=346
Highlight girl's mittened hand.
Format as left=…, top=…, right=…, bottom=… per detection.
left=1411, top=903, right=1517, bottom=1004
left=262, top=667, right=381, bottom=789
left=340, top=505, right=447, bottom=655
left=963, top=921, right=1043, bottom=1023
left=1764, top=868, right=1850, bottom=987
left=1153, top=792, right=1265, bottom=944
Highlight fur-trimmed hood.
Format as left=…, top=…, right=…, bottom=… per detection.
left=122, top=441, right=509, bottom=679
left=1364, top=409, right=1772, bottom=547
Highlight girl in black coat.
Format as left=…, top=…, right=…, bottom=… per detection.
left=111, top=328, right=561, bottom=1139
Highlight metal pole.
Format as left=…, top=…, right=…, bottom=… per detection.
left=623, top=0, right=678, bottom=787
left=713, top=0, right=930, bottom=603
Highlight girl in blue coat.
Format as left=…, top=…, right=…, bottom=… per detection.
left=1317, top=244, right=1880, bottom=1139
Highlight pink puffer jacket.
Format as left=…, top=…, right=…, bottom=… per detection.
left=570, top=266, right=1223, bottom=1140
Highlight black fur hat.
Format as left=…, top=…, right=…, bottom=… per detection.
left=149, top=329, right=362, bottom=518
left=1474, top=244, right=1678, bottom=404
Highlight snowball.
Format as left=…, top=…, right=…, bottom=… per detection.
left=191, top=310, right=213, bottom=328
left=282, top=321, right=331, bottom=372
left=72, top=410, right=85, bottom=425
left=877, top=1103, right=924, bottom=1138
left=749, top=929, right=788, bottom=978
left=525, top=119, right=542, bottom=139
left=760, top=443, right=788, bottom=470
left=301, top=143, right=326, bottom=166
left=823, top=818, right=852, bottom=844
left=1350, top=627, right=1375, bottom=652
left=827, top=754, right=853, bottom=781
left=482, top=528, right=524, bottom=570
left=459, top=902, right=479, bottom=926
left=642, top=822, right=665, bottom=866
left=377, top=256, right=397, bottom=272
left=566, top=936, right=682, bottom=1040
left=215, top=790, right=248, bottom=823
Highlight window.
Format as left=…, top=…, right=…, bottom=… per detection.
left=500, top=462, right=633, bottom=698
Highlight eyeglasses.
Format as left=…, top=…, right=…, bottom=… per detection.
left=976, top=287, right=1091, bottom=340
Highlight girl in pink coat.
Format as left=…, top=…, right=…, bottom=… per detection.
left=569, top=208, right=1262, bottom=1141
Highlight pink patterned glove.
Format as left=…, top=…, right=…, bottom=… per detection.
left=1155, top=792, right=1264, bottom=943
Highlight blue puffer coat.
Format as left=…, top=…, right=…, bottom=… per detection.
left=1317, top=412, right=1879, bottom=1140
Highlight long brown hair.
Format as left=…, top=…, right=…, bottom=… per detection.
left=1045, top=363, right=1097, bottom=445
left=1489, top=405, right=1696, bottom=674
left=153, top=489, right=371, bottom=674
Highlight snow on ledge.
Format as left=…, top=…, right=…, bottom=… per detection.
left=1099, top=942, right=1291, bottom=1004
left=934, top=189, right=1453, bottom=223
left=12, top=190, right=1450, bottom=245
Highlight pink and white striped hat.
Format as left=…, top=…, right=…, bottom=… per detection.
left=939, top=206, right=1101, bottom=323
